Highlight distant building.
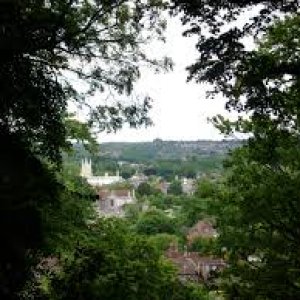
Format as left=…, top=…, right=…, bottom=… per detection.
left=80, top=158, right=123, bottom=187
left=187, top=220, right=218, bottom=244
left=165, top=244, right=226, bottom=282
left=95, top=189, right=135, bottom=217
left=155, top=178, right=195, bottom=195
left=129, top=172, right=148, bottom=188
left=181, top=178, right=196, bottom=195
left=156, top=181, right=170, bottom=194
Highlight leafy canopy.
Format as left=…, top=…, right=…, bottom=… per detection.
left=171, top=0, right=299, bottom=100
left=0, top=0, right=171, bottom=162
left=170, top=1, right=300, bottom=298
left=205, top=16, right=300, bottom=299
left=48, top=218, right=207, bottom=300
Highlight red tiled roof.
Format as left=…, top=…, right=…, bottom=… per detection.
left=97, top=189, right=131, bottom=199
left=187, top=220, right=217, bottom=242
left=165, top=248, right=226, bottom=281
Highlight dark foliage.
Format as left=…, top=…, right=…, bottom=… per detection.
left=0, top=131, right=60, bottom=299
left=171, top=0, right=299, bottom=100
left=0, top=0, right=169, bottom=162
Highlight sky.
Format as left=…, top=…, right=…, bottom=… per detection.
left=92, top=17, right=236, bottom=143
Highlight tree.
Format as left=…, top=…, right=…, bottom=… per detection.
left=64, top=114, right=99, bottom=155
left=0, top=132, right=60, bottom=299
left=189, top=237, right=217, bottom=256
left=135, top=209, right=177, bottom=235
left=0, top=1, right=170, bottom=297
left=203, top=17, right=300, bottom=299
left=180, top=197, right=210, bottom=228
left=136, top=182, right=152, bottom=196
left=170, top=3, right=300, bottom=297
left=148, top=233, right=179, bottom=252
left=120, top=168, right=135, bottom=179
left=0, top=0, right=171, bottom=163
left=136, top=182, right=160, bottom=196
left=168, top=180, right=183, bottom=195
left=213, top=144, right=300, bottom=299
left=170, top=3, right=300, bottom=296
left=194, top=179, right=216, bottom=199
left=42, top=164, right=96, bottom=254
left=171, top=0, right=299, bottom=99
left=143, top=167, right=157, bottom=176
left=47, top=218, right=206, bottom=300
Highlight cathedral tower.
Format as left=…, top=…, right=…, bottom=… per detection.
left=80, top=158, right=92, bottom=178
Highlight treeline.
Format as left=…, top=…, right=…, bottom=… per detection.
left=100, top=139, right=242, bottom=161
left=67, top=144, right=225, bottom=179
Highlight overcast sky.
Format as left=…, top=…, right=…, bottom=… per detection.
left=96, top=17, right=233, bottom=143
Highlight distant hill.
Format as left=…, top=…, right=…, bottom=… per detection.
left=69, top=139, right=244, bottom=178
left=99, top=139, right=243, bottom=162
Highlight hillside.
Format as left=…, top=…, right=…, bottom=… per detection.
left=69, top=139, right=244, bottom=179
left=100, top=139, right=243, bottom=162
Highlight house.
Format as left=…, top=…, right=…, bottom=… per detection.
left=129, top=172, right=148, bottom=188
left=95, top=189, right=135, bottom=217
left=181, top=177, right=196, bottom=195
left=187, top=220, right=218, bottom=244
left=156, top=181, right=170, bottom=194
left=165, top=244, right=226, bottom=282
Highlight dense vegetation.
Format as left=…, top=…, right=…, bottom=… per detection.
left=1, top=0, right=300, bottom=299
left=171, top=1, right=300, bottom=299
left=0, top=0, right=172, bottom=299
left=100, top=140, right=242, bottom=161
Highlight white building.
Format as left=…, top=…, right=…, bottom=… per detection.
left=181, top=178, right=196, bottom=195
left=80, top=158, right=124, bottom=187
left=129, top=172, right=148, bottom=188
